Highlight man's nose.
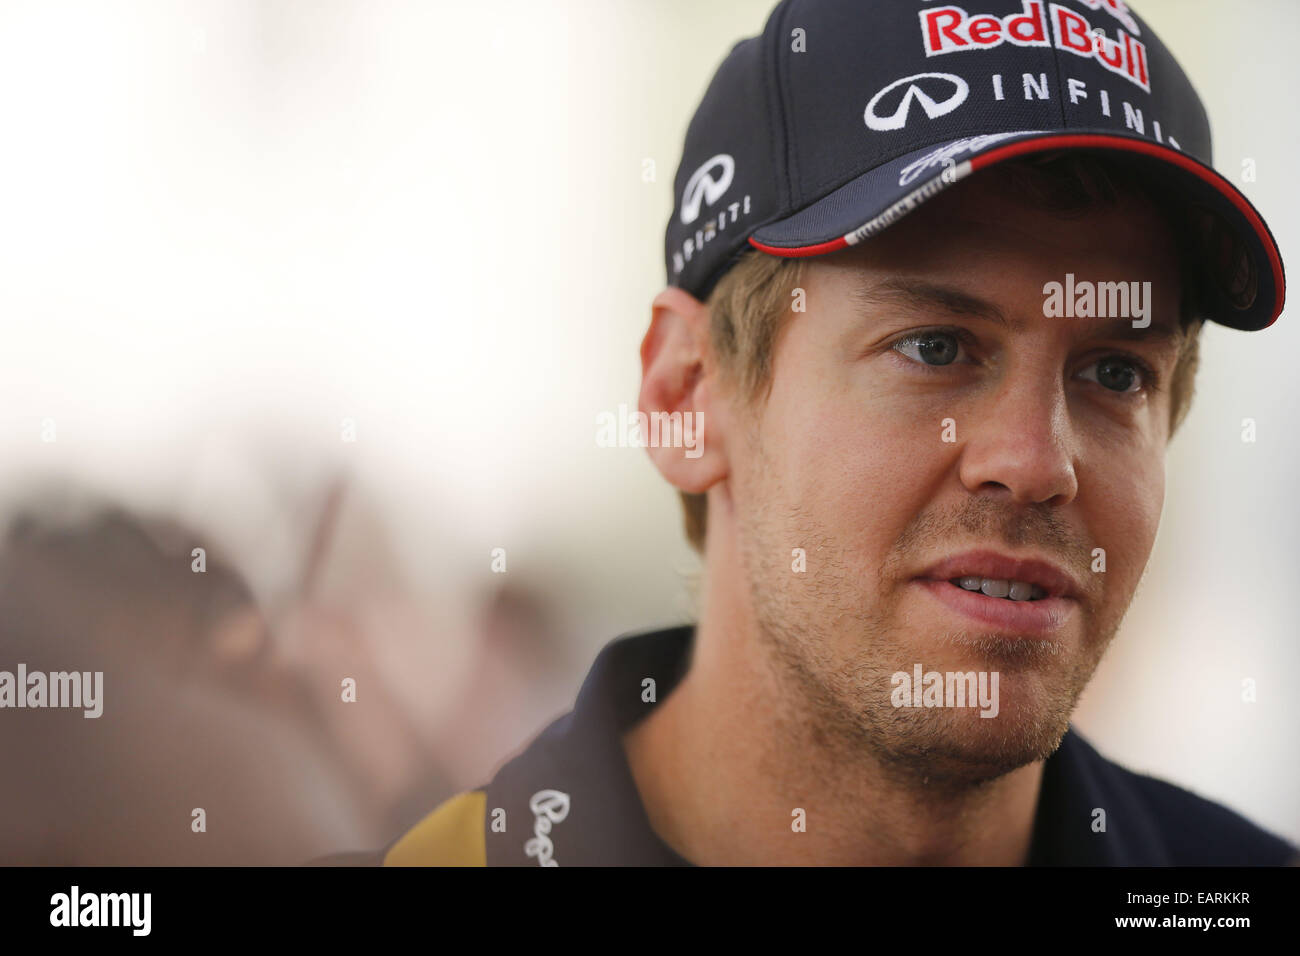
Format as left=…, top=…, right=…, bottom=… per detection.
left=955, top=374, right=1079, bottom=506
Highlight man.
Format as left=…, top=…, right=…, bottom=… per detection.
left=330, top=0, right=1295, bottom=865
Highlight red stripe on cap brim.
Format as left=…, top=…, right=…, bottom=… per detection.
left=749, top=133, right=1285, bottom=330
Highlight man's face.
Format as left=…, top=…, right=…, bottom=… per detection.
left=728, top=173, right=1186, bottom=785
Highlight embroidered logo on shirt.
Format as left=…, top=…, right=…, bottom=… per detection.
left=524, top=789, right=571, bottom=866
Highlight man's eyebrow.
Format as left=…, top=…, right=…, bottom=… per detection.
left=1097, top=318, right=1183, bottom=344
left=848, top=275, right=1184, bottom=343
left=849, top=276, right=1018, bottom=328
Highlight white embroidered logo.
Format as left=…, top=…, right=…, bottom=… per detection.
left=865, top=72, right=969, bottom=132
left=680, top=153, right=734, bottom=225
left=524, top=789, right=571, bottom=867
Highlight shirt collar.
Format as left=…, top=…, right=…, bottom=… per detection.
left=485, top=626, right=694, bottom=865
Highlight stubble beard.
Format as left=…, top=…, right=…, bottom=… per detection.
left=734, top=481, right=1126, bottom=796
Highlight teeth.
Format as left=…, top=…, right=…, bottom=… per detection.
left=980, top=579, right=1010, bottom=598
left=952, top=577, right=1048, bottom=601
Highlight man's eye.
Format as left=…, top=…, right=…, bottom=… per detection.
left=894, top=331, right=965, bottom=366
left=1078, top=356, right=1143, bottom=393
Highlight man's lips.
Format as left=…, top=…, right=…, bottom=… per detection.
left=917, top=549, right=1083, bottom=600
left=912, top=549, right=1084, bottom=636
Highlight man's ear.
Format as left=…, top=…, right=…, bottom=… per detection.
left=639, top=286, right=730, bottom=494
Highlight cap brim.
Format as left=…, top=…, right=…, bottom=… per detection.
left=749, top=130, right=1284, bottom=331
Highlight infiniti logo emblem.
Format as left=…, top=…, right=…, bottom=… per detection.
left=864, top=72, right=969, bottom=132
left=680, top=153, right=735, bottom=225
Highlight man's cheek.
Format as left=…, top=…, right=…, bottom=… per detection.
left=791, top=408, right=948, bottom=530
left=1084, top=462, right=1164, bottom=606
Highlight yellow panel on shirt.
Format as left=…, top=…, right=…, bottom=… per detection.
left=383, top=790, right=487, bottom=866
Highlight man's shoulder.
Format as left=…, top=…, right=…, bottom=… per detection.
left=1120, top=771, right=1298, bottom=865
left=1059, top=729, right=1297, bottom=866
left=305, top=789, right=488, bottom=867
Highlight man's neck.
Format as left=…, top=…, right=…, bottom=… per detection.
left=622, top=569, right=1045, bottom=866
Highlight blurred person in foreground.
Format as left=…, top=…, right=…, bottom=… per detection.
left=0, top=503, right=376, bottom=864
left=339, top=0, right=1297, bottom=865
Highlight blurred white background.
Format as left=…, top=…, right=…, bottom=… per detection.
left=0, top=0, right=1295, bottom=846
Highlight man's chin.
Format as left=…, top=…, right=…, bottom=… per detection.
left=869, top=684, right=1075, bottom=787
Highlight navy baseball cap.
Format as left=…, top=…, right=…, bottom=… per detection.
left=665, top=0, right=1284, bottom=331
